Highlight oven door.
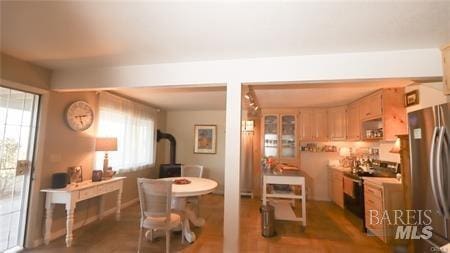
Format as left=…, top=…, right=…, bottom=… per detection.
left=343, top=176, right=364, bottom=219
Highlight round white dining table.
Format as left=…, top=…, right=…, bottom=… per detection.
left=166, top=177, right=218, bottom=198
left=149, top=177, right=217, bottom=243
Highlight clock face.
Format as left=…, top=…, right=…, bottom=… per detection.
left=65, top=101, right=94, bottom=131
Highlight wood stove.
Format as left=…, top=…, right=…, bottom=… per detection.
left=157, top=130, right=181, bottom=178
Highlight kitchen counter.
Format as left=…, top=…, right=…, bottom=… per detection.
left=362, top=177, right=402, bottom=187
left=263, top=168, right=303, bottom=177
left=327, top=166, right=351, bottom=173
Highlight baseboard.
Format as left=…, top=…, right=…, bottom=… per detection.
left=32, top=198, right=138, bottom=248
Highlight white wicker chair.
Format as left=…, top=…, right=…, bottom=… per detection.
left=180, top=165, right=204, bottom=178
left=137, top=178, right=184, bottom=253
left=180, top=165, right=204, bottom=215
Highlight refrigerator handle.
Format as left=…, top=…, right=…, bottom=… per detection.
left=424, top=237, right=442, bottom=250
left=436, top=126, right=449, bottom=219
left=430, top=126, right=444, bottom=216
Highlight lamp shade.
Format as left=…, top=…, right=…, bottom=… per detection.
left=339, top=147, right=351, bottom=157
left=390, top=138, right=401, bottom=153
left=95, top=137, right=117, bottom=151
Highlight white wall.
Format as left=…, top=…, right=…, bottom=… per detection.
left=51, top=49, right=441, bottom=90
left=165, top=110, right=226, bottom=193
left=0, top=53, right=52, bottom=90
left=405, top=82, right=450, bottom=113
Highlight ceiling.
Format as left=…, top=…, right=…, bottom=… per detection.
left=1, top=1, right=449, bottom=70
left=114, top=79, right=413, bottom=110
left=115, top=86, right=226, bottom=111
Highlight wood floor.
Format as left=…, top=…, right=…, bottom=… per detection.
left=25, top=194, right=391, bottom=253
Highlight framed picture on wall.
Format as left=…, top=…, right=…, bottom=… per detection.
left=405, top=90, right=419, bottom=107
left=194, top=125, right=217, bottom=154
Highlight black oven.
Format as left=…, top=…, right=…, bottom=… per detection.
left=343, top=173, right=365, bottom=228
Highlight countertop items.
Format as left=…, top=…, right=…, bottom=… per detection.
left=300, top=143, right=337, bottom=152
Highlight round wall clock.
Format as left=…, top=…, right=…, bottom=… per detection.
left=65, top=101, right=94, bottom=131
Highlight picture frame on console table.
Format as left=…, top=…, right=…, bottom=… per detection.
left=68, top=166, right=83, bottom=184
left=194, top=125, right=217, bottom=154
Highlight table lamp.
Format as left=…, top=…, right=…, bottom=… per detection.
left=95, top=137, right=117, bottom=172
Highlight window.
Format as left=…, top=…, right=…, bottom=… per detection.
left=96, top=92, right=156, bottom=172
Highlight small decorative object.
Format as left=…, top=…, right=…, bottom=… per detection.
left=241, top=120, right=254, bottom=132
left=92, top=170, right=103, bottom=182
left=102, top=169, right=116, bottom=180
left=405, top=90, right=419, bottom=107
left=95, top=137, right=118, bottom=173
left=65, top=101, right=95, bottom=131
left=174, top=178, right=191, bottom=185
left=194, top=125, right=217, bottom=154
left=16, top=160, right=30, bottom=176
left=51, top=173, right=68, bottom=188
left=68, top=166, right=83, bottom=184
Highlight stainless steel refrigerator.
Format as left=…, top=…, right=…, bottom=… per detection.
left=408, top=102, right=450, bottom=252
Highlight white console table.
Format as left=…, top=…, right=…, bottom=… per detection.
left=41, top=177, right=125, bottom=247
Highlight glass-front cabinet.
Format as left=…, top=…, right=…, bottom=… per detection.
left=281, top=115, right=296, bottom=159
left=263, top=115, right=279, bottom=157
left=262, top=113, right=297, bottom=164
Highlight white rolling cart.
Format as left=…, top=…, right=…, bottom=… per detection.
left=262, top=170, right=306, bottom=226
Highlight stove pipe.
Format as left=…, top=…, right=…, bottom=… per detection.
left=157, top=129, right=176, bottom=164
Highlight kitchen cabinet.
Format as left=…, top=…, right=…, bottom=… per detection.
left=364, top=179, right=404, bottom=244
left=359, top=90, right=383, bottom=121
left=299, top=109, right=328, bottom=141
left=442, top=43, right=450, bottom=94
left=315, top=109, right=328, bottom=141
left=261, top=111, right=298, bottom=165
left=328, top=106, right=347, bottom=141
left=328, top=167, right=344, bottom=208
left=357, top=88, right=407, bottom=141
left=346, top=102, right=361, bottom=141
left=298, top=109, right=314, bottom=141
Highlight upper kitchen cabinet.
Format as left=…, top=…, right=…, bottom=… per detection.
left=281, top=114, right=297, bottom=160
left=441, top=43, right=450, bottom=94
left=261, top=110, right=298, bottom=164
left=298, top=109, right=315, bottom=141
left=262, top=114, right=279, bottom=158
left=359, top=90, right=383, bottom=121
left=315, top=109, right=329, bottom=141
left=299, top=108, right=328, bottom=141
left=347, top=102, right=361, bottom=141
left=358, top=88, right=407, bottom=141
left=328, top=106, right=347, bottom=141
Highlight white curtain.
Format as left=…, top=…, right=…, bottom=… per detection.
left=96, top=92, right=156, bottom=172
left=240, top=132, right=253, bottom=194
